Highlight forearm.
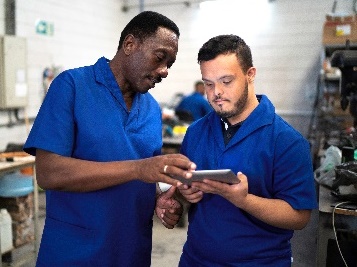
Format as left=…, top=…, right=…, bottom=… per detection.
left=35, top=149, right=195, bottom=192
left=36, top=149, right=141, bottom=192
left=239, top=194, right=311, bottom=230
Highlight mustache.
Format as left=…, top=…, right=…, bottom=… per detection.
left=213, top=95, right=226, bottom=101
left=150, top=75, right=162, bottom=84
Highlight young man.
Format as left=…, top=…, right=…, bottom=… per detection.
left=175, top=80, right=213, bottom=121
left=178, top=35, right=317, bottom=266
left=23, top=11, right=195, bottom=266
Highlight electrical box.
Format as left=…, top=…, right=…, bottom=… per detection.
left=0, top=35, right=27, bottom=109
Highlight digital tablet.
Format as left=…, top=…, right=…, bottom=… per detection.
left=175, top=169, right=240, bottom=185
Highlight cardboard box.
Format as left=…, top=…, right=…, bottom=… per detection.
left=323, top=15, right=357, bottom=45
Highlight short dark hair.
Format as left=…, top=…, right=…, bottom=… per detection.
left=118, top=11, right=180, bottom=50
left=195, top=80, right=204, bottom=88
left=197, top=34, right=253, bottom=73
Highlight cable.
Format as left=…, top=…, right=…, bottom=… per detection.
left=332, top=0, right=337, bottom=13
left=332, top=201, right=352, bottom=267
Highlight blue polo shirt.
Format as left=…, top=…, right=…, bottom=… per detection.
left=24, top=57, right=162, bottom=266
left=179, top=95, right=317, bottom=266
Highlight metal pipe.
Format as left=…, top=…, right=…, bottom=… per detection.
left=122, top=0, right=197, bottom=12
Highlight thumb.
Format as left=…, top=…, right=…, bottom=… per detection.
left=164, top=185, right=177, bottom=198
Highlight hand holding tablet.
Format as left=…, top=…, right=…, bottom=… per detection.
left=175, top=169, right=240, bottom=185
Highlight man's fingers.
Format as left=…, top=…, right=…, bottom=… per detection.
left=163, top=154, right=196, bottom=172
left=165, top=153, right=196, bottom=167
left=162, top=213, right=181, bottom=226
left=162, top=222, right=174, bottom=229
left=155, top=154, right=196, bottom=185
left=163, top=185, right=176, bottom=198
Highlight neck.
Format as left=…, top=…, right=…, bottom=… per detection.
left=109, top=52, right=135, bottom=110
left=227, top=93, right=258, bottom=125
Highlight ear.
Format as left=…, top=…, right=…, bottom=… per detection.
left=122, top=34, right=137, bottom=56
left=247, top=67, right=256, bottom=83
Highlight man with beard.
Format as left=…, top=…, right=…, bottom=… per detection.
left=177, top=35, right=317, bottom=266
left=23, top=11, right=195, bottom=266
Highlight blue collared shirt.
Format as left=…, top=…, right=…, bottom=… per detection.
left=24, top=57, right=161, bottom=266
left=179, top=95, right=317, bottom=266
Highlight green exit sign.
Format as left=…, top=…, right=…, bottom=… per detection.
left=35, top=20, right=54, bottom=36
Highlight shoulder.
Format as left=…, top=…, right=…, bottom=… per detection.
left=52, top=64, right=94, bottom=85
left=271, top=114, right=310, bottom=153
left=48, top=67, right=85, bottom=92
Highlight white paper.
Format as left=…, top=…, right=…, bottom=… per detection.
left=15, top=83, right=28, bottom=97
left=336, top=24, right=351, bottom=36
left=16, top=69, right=26, bottom=83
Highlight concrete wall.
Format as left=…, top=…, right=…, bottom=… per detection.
left=0, top=0, right=354, bottom=150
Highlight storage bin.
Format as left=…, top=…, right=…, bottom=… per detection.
left=0, top=172, right=33, bottom=197
left=0, top=208, right=13, bottom=253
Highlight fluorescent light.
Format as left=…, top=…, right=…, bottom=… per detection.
left=200, top=0, right=269, bottom=10
left=191, top=0, right=271, bottom=46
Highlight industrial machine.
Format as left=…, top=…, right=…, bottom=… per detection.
left=331, top=40, right=357, bottom=126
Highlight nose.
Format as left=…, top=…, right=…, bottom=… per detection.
left=214, top=84, right=224, bottom=97
left=157, top=65, right=168, bottom=78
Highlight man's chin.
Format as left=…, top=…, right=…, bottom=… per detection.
left=138, top=88, right=150, bottom=94
left=216, top=109, right=232, bottom=118
left=144, top=79, right=156, bottom=90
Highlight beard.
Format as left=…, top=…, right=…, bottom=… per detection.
left=213, top=81, right=249, bottom=119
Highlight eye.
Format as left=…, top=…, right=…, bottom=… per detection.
left=222, top=79, right=232, bottom=85
left=155, top=52, right=165, bottom=62
left=203, top=82, right=213, bottom=89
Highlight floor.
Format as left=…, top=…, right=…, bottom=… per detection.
left=2, top=191, right=319, bottom=267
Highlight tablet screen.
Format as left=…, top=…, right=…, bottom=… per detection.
left=175, top=169, right=239, bottom=185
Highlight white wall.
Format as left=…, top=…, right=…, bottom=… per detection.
left=0, top=0, right=4, bottom=35
left=0, top=0, right=132, bottom=150
left=0, top=0, right=353, bottom=150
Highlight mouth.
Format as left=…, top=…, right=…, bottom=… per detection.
left=147, top=76, right=162, bottom=88
left=214, top=98, right=226, bottom=106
